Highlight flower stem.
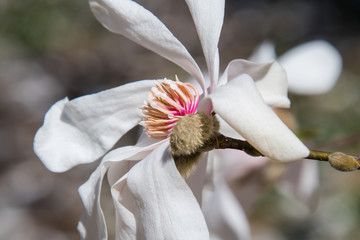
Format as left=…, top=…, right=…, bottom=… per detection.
left=307, top=150, right=336, bottom=161
left=207, top=133, right=360, bottom=172
left=213, top=134, right=262, bottom=157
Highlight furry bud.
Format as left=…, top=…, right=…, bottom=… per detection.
left=329, top=152, right=360, bottom=172
left=170, top=112, right=219, bottom=178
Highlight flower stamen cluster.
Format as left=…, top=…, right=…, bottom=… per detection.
left=141, top=78, right=199, bottom=139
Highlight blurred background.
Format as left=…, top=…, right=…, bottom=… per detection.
left=0, top=0, right=359, bottom=239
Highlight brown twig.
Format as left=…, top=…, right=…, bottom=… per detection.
left=204, top=133, right=360, bottom=172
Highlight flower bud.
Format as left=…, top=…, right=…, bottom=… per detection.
left=328, top=152, right=360, bottom=172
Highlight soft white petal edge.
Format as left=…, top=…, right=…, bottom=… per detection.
left=219, top=59, right=291, bottom=108
left=34, top=80, right=155, bottom=172
left=78, top=163, right=108, bottom=240
left=203, top=181, right=251, bottom=240
left=127, top=142, right=209, bottom=239
left=77, top=140, right=165, bottom=240
left=185, top=0, right=224, bottom=91
left=111, top=176, right=142, bottom=240
left=279, top=40, right=342, bottom=95
left=200, top=74, right=309, bottom=161
left=89, top=0, right=206, bottom=93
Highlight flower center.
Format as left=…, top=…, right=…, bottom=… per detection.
left=141, top=78, right=199, bottom=139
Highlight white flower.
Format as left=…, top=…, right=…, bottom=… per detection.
left=34, top=0, right=310, bottom=239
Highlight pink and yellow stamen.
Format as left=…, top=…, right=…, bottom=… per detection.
left=141, top=77, right=200, bottom=139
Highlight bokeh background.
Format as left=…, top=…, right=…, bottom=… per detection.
left=1, top=0, right=359, bottom=239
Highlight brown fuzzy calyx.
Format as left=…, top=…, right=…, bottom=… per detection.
left=170, top=112, right=219, bottom=178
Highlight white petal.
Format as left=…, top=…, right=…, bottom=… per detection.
left=78, top=142, right=162, bottom=240
left=219, top=59, right=290, bottom=108
left=218, top=116, right=244, bottom=140
left=200, top=74, right=309, bottom=162
left=89, top=0, right=206, bottom=93
left=111, top=177, right=142, bottom=240
left=279, top=160, right=319, bottom=209
left=34, top=80, right=154, bottom=172
left=203, top=181, right=251, bottom=240
left=279, top=40, right=342, bottom=95
left=185, top=153, right=208, bottom=204
left=248, top=41, right=277, bottom=62
left=127, top=142, right=209, bottom=239
left=106, top=139, right=166, bottom=185
left=212, top=150, right=269, bottom=211
left=78, top=164, right=108, bottom=240
left=185, top=0, right=225, bottom=91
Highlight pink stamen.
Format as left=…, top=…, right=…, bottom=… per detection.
left=142, top=78, right=199, bottom=139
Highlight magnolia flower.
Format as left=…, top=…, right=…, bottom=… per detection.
left=34, top=0, right=310, bottom=239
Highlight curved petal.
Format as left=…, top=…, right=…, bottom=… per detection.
left=89, top=0, right=206, bottom=93
left=202, top=151, right=252, bottom=240
left=185, top=153, right=209, bottom=204
left=111, top=176, right=143, bottom=240
left=219, top=59, right=290, bottom=108
left=78, top=141, right=163, bottom=240
left=279, top=160, right=319, bottom=210
left=78, top=163, right=108, bottom=240
left=279, top=40, right=342, bottom=95
left=214, top=150, right=269, bottom=212
left=185, top=0, right=224, bottom=91
left=218, top=116, right=244, bottom=140
left=127, top=142, right=209, bottom=239
left=106, top=139, right=166, bottom=185
left=34, top=80, right=154, bottom=172
left=203, top=181, right=251, bottom=240
left=248, top=41, right=277, bottom=62
left=200, top=74, right=309, bottom=162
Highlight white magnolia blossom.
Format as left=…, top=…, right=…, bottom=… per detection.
left=34, top=1, right=311, bottom=239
